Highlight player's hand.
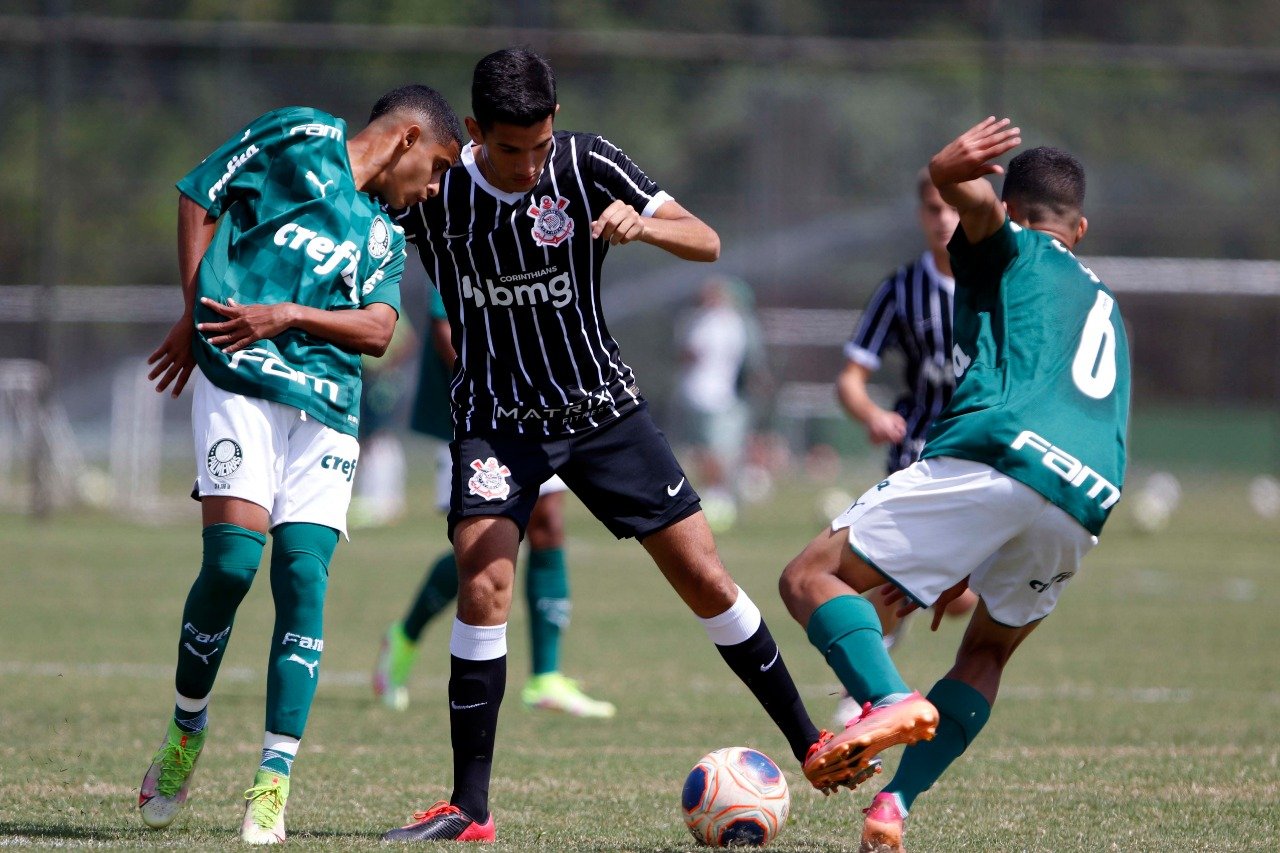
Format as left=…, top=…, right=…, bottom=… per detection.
left=928, top=117, right=1021, bottom=188
left=927, top=577, right=972, bottom=631
left=880, top=584, right=921, bottom=619
left=591, top=199, right=646, bottom=245
left=865, top=408, right=907, bottom=445
left=197, top=297, right=296, bottom=354
left=147, top=315, right=197, bottom=398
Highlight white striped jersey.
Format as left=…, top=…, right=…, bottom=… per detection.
left=396, top=130, right=673, bottom=437
left=845, top=251, right=955, bottom=472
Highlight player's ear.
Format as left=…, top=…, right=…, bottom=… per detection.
left=463, top=117, right=484, bottom=146
left=402, top=123, right=421, bottom=150
left=1075, top=216, right=1088, bottom=246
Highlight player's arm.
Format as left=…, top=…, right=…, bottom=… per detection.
left=928, top=116, right=1021, bottom=245
left=148, top=193, right=217, bottom=397
left=592, top=198, right=720, bottom=262
left=429, top=316, right=456, bottom=364
left=197, top=299, right=397, bottom=357
left=836, top=361, right=906, bottom=445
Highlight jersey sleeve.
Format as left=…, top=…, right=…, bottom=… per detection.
left=426, top=283, right=447, bottom=321
left=844, top=274, right=900, bottom=370
left=947, top=216, right=1020, bottom=287
left=176, top=111, right=284, bottom=219
left=586, top=135, right=673, bottom=217
left=359, top=218, right=405, bottom=316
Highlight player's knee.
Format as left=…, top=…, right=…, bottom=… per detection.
left=525, top=508, right=563, bottom=550
left=198, top=524, right=265, bottom=599
left=954, top=634, right=1017, bottom=674
left=778, top=549, right=822, bottom=609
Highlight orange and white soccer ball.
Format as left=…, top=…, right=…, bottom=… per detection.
left=681, top=747, right=790, bottom=847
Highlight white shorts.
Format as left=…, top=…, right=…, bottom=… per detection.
left=832, top=457, right=1098, bottom=627
left=192, top=373, right=359, bottom=537
left=433, top=444, right=567, bottom=512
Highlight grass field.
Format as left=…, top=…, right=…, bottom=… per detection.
left=1, top=465, right=1277, bottom=850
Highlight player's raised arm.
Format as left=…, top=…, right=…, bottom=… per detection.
left=148, top=194, right=217, bottom=397
left=591, top=198, right=720, bottom=262
left=928, top=116, right=1021, bottom=245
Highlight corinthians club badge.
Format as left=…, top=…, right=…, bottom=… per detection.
left=528, top=195, right=573, bottom=247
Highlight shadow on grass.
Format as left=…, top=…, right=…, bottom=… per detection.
left=0, top=820, right=135, bottom=841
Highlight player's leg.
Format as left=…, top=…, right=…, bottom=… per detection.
left=383, top=435, right=546, bottom=843
left=558, top=405, right=820, bottom=765
left=240, top=416, right=352, bottom=844
left=640, top=512, right=821, bottom=765
left=520, top=483, right=616, bottom=718
left=140, top=376, right=275, bottom=830
left=859, top=603, right=1035, bottom=853
left=375, top=445, right=457, bottom=710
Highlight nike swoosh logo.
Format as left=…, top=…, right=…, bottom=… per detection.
left=450, top=701, right=488, bottom=710
left=666, top=478, right=685, bottom=497
left=759, top=648, right=780, bottom=672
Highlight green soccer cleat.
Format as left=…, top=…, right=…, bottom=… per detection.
left=138, top=720, right=206, bottom=829
left=373, top=623, right=417, bottom=711
left=521, top=672, right=616, bottom=719
left=241, top=769, right=290, bottom=845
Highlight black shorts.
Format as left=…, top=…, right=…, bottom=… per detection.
left=449, top=403, right=701, bottom=541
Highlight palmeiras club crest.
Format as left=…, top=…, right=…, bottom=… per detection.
left=527, top=194, right=574, bottom=247
left=468, top=457, right=512, bottom=501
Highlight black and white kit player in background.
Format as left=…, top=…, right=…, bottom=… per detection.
left=380, top=48, right=825, bottom=842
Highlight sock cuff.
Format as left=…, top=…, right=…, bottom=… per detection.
left=806, top=594, right=881, bottom=654
left=526, top=547, right=565, bottom=570
left=263, top=732, right=300, bottom=756
left=927, top=678, right=991, bottom=744
left=271, top=521, right=340, bottom=559
left=175, top=692, right=210, bottom=714
left=450, top=619, right=508, bottom=661
left=699, top=586, right=762, bottom=646
left=202, top=522, right=267, bottom=547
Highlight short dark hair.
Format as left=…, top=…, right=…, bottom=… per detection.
left=1001, top=147, right=1086, bottom=223
left=471, top=48, right=557, bottom=130
left=368, top=84, right=463, bottom=148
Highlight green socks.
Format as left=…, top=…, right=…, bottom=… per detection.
left=265, top=522, right=337, bottom=738
left=175, top=524, right=266, bottom=701
left=886, top=678, right=991, bottom=813
left=525, top=547, right=570, bottom=676
left=402, top=551, right=460, bottom=642
left=806, top=594, right=910, bottom=706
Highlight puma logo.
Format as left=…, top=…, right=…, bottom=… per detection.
left=287, top=653, right=319, bottom=678
left=306, top=170, right=335, bottom=198
left=183, top=643, right=219, bottom=666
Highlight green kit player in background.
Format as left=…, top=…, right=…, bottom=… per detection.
left=779, top=117, right=1130, bottom=853
left=138, top=86, right=461, bottom=844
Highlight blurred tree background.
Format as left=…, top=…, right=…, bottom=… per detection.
left=1, top=1, right=1277, bottom=490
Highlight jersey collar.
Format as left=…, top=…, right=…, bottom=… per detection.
left=921, top=250, right=955, bottom=292
left=462, top=141, right=535, bottom=206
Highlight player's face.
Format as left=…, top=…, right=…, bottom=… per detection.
left=382, top=131, right=461, bottom=209
left=918, top=183, right=960, bottom=257
left=468, top=115, right=556, bottom=194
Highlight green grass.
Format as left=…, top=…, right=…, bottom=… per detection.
left=1, top=470, right=1277, bottom=850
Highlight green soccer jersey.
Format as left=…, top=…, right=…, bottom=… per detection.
left=408, top=285, right=453, bottom=442
left=922, top=218, right=1130, bottom=535
left=176, top=106, right=405, bottom=438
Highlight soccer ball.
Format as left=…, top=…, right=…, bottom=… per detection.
left=681, top=747, right=790, bottom=847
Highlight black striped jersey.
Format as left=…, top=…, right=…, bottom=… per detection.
left=396, top=130, right=673, bottom=437
left=845, top=251, right=955, bottom=472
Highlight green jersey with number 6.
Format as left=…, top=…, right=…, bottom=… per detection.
left=176, top=106, right=405, bottom=438
left=922, top=218, right=1130, bottom=535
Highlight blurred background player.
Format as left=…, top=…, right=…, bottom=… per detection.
left=833, top=169, right=979, bottom=724
left=137, top=87, right=461, bottom=844
left=373, top=285, right=614, bottom=718
left=349, top=319, right=417, bottom=528
left=674, top=275, right=759, bottom=532
left=782, top=119, right=1130, bottom=853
